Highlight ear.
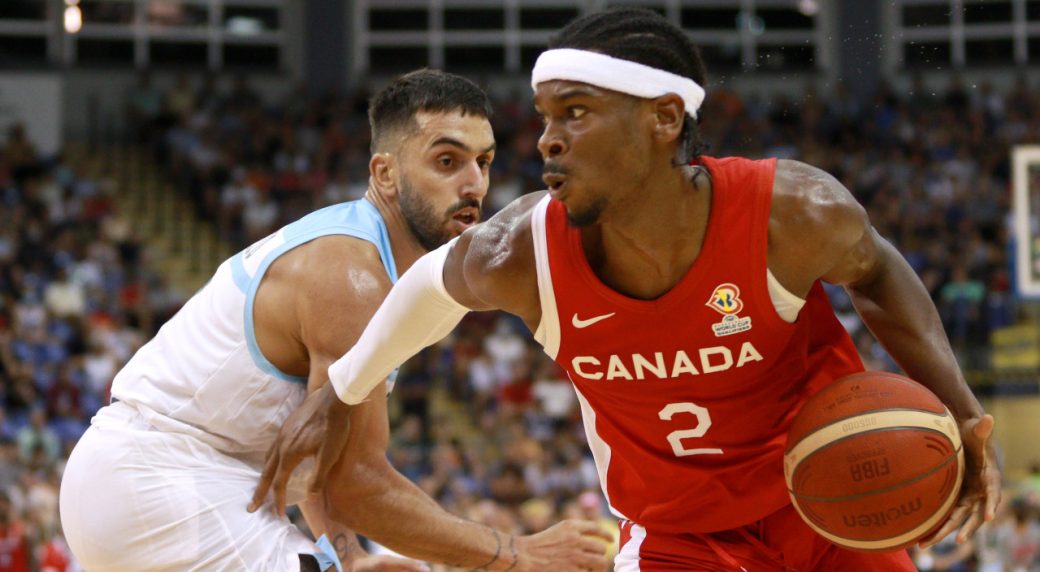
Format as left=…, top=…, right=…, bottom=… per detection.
left=369, top=152, right=399, bottom=198
left=651, top=93, right=686, bottom=145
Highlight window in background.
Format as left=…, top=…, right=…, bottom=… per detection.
left=902, top=3, right=952, bottom=27
left=150, top=40, right=207, bottom=66
left=445, top=45, right=505, bottom=70
left=76, top=38, right=135, bottom=65
left=368, top=46, right=429, bottom=73
left=904, top=40, right=952, bottom=69
left=369, top=7, right=428, bottom=32
left=147, top=1, right=209, bottom=29
left=519, top=8, right=578, bottom=29
left=0, top=0, right=285, bottom=70
left=682, top=7, right=742, bottom=30
left=224, top=6, right=279, bottom=35
left=79, top=1, right=134, bottom=26
left=223, top=43, right=279, bottom=69
left=353, top=0, right=828, bottom=77
left=444, top=8, right=504, bottom=31
left=0, top=36, right=48, bottom=66
left=0, top=0, right=47, bottom=21
left=893, top=0, right=1036, bottom=68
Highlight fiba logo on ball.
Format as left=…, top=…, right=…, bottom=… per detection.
left=784, top=372, right=965, bottom=552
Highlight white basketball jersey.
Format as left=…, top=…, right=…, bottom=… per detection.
left=109, top=199, right=398, bottom=467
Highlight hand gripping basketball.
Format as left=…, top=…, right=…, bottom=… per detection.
left=916, top=414, right=1001, bottom=549
left=784, top=372, right=1001, bottom=552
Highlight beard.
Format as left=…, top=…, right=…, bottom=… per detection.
left=566, top=195, right=607, bottom=228
left=399, top=176, right=481, bottom=251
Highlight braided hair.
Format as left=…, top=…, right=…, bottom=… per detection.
left=548, top=8, right=709, bottom=165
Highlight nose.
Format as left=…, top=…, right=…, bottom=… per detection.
left=537, top=122, right=567, bottom=159
left=460, top=160, right=488, bottom=201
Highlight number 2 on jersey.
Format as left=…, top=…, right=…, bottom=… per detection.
left=658, top=402, right=723, bottom=457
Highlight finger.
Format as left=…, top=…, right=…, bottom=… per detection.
left=972, top=414, right=994, bottom=442
left=569, top=520, right=614, bottom=541
left=963, top=416, right=994, bottom=468
left=574, top=536, right=608, bottom=555
left=573, top=553, right=607, bottom=570
left=249, top=445, right=281, bottom=512
left=919, top=503, right=971, bottom=548
left=310, top=417, right=350, bottom=496
left=273, top=463, right=291, bottom=518
left=983, top=468, right=1001, bottom=521
left=956, top=503, right=987, bottom=544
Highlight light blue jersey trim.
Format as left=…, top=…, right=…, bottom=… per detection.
left=355, top=198, right=399, bottom=283
left=230, top=255, right=250, bottom=294
left=314, top=534, right=343, bottom=572
left=236, top=199, right=399, bottom=384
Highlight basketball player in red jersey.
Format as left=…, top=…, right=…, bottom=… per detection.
left=254, top=8, right=1001, bottom=570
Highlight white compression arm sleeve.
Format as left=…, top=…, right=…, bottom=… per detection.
left=329, top=240, right=471, bottom=404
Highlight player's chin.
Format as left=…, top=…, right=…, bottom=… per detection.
left=448, top=218, right=476, bottom=236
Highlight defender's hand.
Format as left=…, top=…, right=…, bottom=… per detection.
left=249, top=383, right=352, bottom=516
left=918, top=414, right=1001, bottom=548
left=513, top=520, right=612, bottom=572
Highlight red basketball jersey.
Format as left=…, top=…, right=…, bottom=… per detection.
left=530, top=156, right=864, bottom=534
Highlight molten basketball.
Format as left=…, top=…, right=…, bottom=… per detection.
left=783, top=372, right=964, bottom=552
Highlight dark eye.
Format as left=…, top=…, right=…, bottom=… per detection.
left=439, top=156, right=454, bottom=168
left=568, top=107, right=587, bottom=119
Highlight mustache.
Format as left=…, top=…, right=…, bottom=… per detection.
left=445, top=197, right=482, bottom=216
left=542, top=162, right=569, bottom=178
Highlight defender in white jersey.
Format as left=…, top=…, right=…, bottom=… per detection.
left=59, top=70, right=610, bottom=572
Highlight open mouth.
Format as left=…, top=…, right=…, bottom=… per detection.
left=543, top=173, right=566, bottom=192
left=452, top=207, right=479, bottom=226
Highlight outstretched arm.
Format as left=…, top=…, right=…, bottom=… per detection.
left=328, top=187, right=544, bottom=406
left=322, top=381, right=607, bottom=571
left=250, top=207, right=606, bottom=569
left=251, top=194, right=542, bottom=511
left=770, top=160, right=1000, bottom=548
left=328, top=239, right=477, bottom=405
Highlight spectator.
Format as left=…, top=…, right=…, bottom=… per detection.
left=15, top=408, right=59, bottom=467
left=0, top=491, right=29, bottom=572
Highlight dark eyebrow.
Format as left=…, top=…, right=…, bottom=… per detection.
left=429, top=137, right=497, bottom=155
left=554, top=87, right=600, bottom=102
left=533, top=85, right=602, bottom=110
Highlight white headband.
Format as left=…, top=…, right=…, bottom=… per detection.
left=531, top=48, right=706, bottom=119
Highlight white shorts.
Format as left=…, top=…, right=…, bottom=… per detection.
left=59, top=402, right=320, bottom=572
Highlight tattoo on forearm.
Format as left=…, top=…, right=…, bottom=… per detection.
left=470, top=527, right=501, bottom=571
left=332, top=533, right=354, bottom=561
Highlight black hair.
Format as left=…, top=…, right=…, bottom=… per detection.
left=548, top=8, right=709, bottom=164
left=368, top=68, right=493, bottom=154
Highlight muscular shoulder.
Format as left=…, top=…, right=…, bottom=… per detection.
left=450, top=192, right=545, bottom=320
left=271, top=235, right=391, bottom=305
left=272, top=235, right=392, bottom=350
left=251, top=234, right=392, bottom=382
left=768, top=160, right=870, bottom=294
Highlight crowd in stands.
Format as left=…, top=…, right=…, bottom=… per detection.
left=0, top=122, right=186, bottom=569
left=1, top=68, right=1038, bottom=570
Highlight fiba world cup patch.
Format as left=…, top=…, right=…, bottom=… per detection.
left=706, top=283, right=752, bottom=337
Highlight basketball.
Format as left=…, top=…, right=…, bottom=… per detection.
left=783, top=372, right=965, bottom=552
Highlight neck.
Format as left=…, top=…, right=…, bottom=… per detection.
left=601, top=164, right=708, bottom=254
left=583, top=165, right=712, bottom=299
left=364, top=187, right=428, bottom=275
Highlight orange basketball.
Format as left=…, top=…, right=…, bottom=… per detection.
left=783, top=372, right=964, bottom=552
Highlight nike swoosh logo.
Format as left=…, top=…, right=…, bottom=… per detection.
left=572, top=312, right=616, bottom=329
